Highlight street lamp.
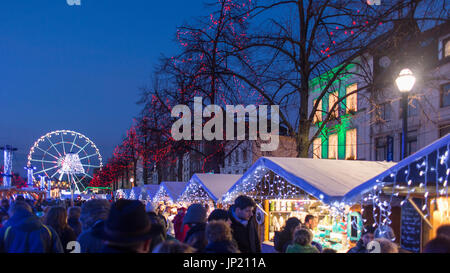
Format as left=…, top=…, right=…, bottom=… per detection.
left=395, top=68, right=416, bottom=160
left=130, top=177, right=134, bottom=187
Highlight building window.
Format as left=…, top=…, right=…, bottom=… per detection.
left=328, top=134, right=338, bottom=159
left=441, top=83, right=450, bottom=107
left=329, top=92, right=339, bottom=118
left=346, top=83, right=358, bottom=113
left=375, top=137, right=387, bottom=161
left=313, top=99, right=323, bottom=123
left=439, top=124, right=450, bottom=137
left=407, top=134, right=418, bottom=156
left=243, top=149, right=247, bottom=162
left=345, top=129, right=357, bottom=160
left=444, top=38, right=450, bottom=59
left=313, top=138, right=322, bottom=159
left=379, top=102, right=391, bottom=121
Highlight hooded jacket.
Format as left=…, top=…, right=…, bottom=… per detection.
left=173, top=211, right=189, bottom=242
left=0, top=209, right=63, bottom=253
left=228, top=206, right=261, bottom=253
left=184, top=222, right=207, bottom=253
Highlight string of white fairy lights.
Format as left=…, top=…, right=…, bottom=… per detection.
left=179, top=181, right=211, bottom=203
left=358, top=143, right=449, bottom=235
left=153, top=186, right=173, bottom=204
left=222, top=166, right=347, bottom=219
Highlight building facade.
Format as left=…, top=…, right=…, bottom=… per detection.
left=308, top=22, right=450, bottom=162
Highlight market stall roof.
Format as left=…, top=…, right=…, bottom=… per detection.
left=142, top=185, right=160, bottom=199
left=343, top=133, right=450, bottom=202
left=122, top=189, right=131, bottom=199
left=0, top=187, right=46, bottom=193
left=225, top=157, right=396, bottom=204
left=130, top=186, right=143, bottom=200
left=157, top=181, right=188, bottom=202
left=185, top=173, right=242, bottom=202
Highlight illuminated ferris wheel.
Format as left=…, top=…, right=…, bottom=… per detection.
left=27, top=130, right=103, bottom=193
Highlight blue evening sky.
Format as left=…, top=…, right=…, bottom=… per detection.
left=0, top=0, right=208, bottom=175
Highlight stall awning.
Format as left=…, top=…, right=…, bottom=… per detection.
left=186, top=173, right=242, bottom=202
left=157, top=181, right=187, bottom=202
left=123, top=189, right=131, bottom=199
left=343, top=133, right=450, bottom=202
left=130, top=187, right=142, bottom=200
left=142, top=185, right=160, bottom=200
left=225, top=157, right=396, bottom=204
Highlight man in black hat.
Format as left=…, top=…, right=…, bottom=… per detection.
left=93, top=199, right=155, bottom=253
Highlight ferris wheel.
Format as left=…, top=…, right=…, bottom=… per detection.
left=27, top=130, right=103, bottom=193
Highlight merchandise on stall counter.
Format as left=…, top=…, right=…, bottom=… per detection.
left=266, top=199, right=350, bottom=252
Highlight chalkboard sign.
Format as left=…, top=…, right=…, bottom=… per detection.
left=400, top=198, right=423, bottom=253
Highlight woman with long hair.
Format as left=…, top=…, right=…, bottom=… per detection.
left=44, top=206, right=77, bottom=253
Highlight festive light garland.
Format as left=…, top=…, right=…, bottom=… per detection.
left=179, top=180, right=211, bottom=203
left=356, top=142, right=449, bottom=239
left=153, top=186, right=175, bottom=204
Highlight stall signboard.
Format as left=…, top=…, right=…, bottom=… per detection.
left=347, top=211, right=363, bottom=242
left=400, top=198, right=422, bottom=253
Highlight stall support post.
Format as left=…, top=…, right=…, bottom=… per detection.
left=264, top=199, right=269, bottom=242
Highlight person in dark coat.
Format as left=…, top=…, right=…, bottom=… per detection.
left=0, top=199, right=10, bottom=217
left=274, top=217, right=301, bottom=253
left=347, top=226, right=375, bottom=253
left=204, top=220, right=239, bottom=253
left=44, top=206, right=77, bottom=253
left=77, top=199, right=111, bottom=253
left=92, top=199, right=156, bottom=253
left=228, top=195, right=261, bottom=253
left=183, top=203, right=208, bottom=253
left=67, top=206, right=82, bottom=238
left=0, top=201, right=63, bottom=253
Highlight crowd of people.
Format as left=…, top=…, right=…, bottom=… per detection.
left=0, top=194, right=449, bottom=253
left=273, top=214, right=450, bottom=253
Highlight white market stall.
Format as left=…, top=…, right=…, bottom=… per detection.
left=139, top=184, right=160, bottom=202
left=178, top=173, right=242, bottom=209
left=153, top=181, right=187, bottom=205
left=223, top=156, right=396, bottom=252
left=115, top=188, right=131, bottom=199
left=343, top=134, right=450, bottom=252
left=129, top=186, right=143, bottom=200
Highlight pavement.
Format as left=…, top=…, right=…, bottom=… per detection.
left=261, top=241, right=277, bottom=253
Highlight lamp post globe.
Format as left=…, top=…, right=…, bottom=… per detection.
left=396, top=68, right=416, bottom=93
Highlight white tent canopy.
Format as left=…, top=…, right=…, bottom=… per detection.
left=225, top=157, right=396, bottom=204
left=183, top=173, right=242, bottom=202
left=154, top=181, right=187, bottom=203
left=115, top=188, right=131, bottom=199
left=130, top=186, right=142, bottom=200
left=142, top=185, right=160, bottom=200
